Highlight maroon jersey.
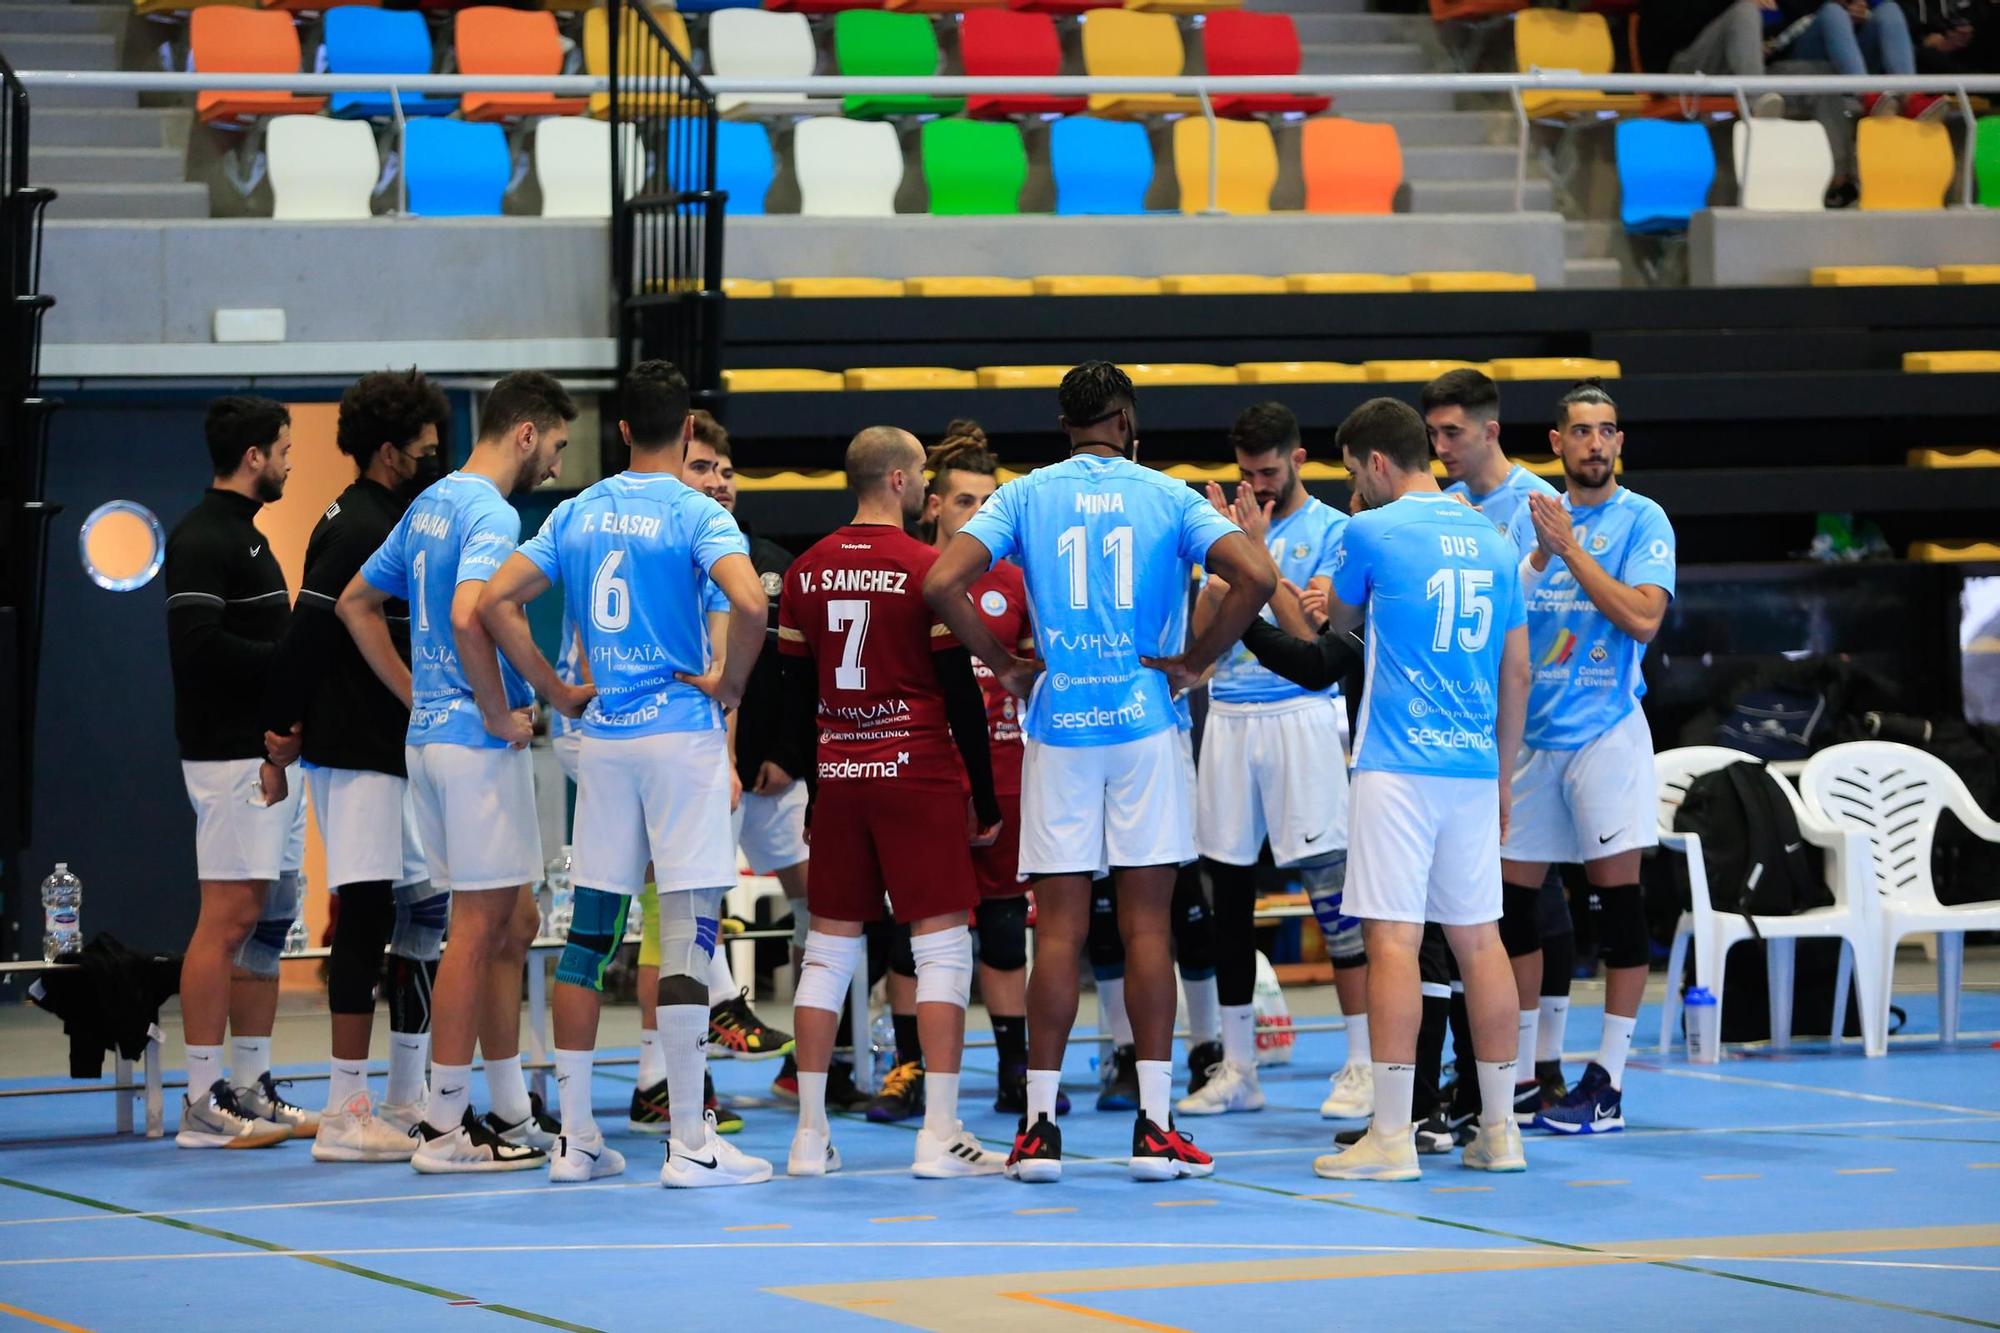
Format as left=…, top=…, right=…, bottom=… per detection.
left=778, top=523, right=964, bottom=790
left=968, top=560, right=1032, bottom=798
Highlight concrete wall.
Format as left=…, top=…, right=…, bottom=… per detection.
left=1691, top=208, right=2000, bottom=286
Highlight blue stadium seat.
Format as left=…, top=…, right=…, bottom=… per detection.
left=404, top=119, right=510, bottom=217
left=324, top=8, right=455, bottom=121
left=1615, top=120, right=1716, bottom=235
left=716, top=121, right=775, bottom=216
left=1050, top=116, right=1154, bottom=216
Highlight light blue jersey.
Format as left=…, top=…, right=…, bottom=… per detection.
left=959, top=453, right=1238, bottom=748
left=1524, top=487, right=1675, bottom=750
left=1209, top=495, right=1348, bottom=705
left=361, top=471, right=532, bottom=749
left=552, top=610, right=583, bottom=740
left=518, top=470, right=747, bottom=740
left=1336, top=493, right=1525, bottom=780
left=1443, top=464, right=1560, bottom=562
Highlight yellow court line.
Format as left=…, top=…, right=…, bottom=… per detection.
left=724, top=1224, right=790, bottom=1233
left=1970, top=1163, right=2000, bottom=1170
left=1003, top=1291, right=1185, bottom=1331
left=1704, top=1174, right=1762, bottom=1181
left=1153, top=1200, right=1216, bottom=1209
left=1430, top=1186, right=1492, bottom=1194
left=1016, top=1207, right=1078, bottom=1216
left=869, top=1216, right=937, bottom=1225
left=1298, top=1193, right=1354, bottom=1200
left=1837, top=1168, right=1896, bottom=1176
left=0, top=1302, right=91, bottom=1333
left=1568, top=1180, right=1630, bottom=1188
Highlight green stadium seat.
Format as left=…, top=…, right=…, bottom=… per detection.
left=922, top=119, right=1027, bottom=215
left=1977, top=117, right=2000, bottom=209
left=836, top=11, right=964, bottom=119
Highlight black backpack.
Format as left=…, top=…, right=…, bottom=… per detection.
left=1672, top=761, right=1832, bottom=929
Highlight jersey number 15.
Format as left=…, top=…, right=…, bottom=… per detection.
left=1425, top=567, right=1494, bottom=653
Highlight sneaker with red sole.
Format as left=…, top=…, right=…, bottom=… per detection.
left=1005, top=1112, right=1063, bottom=1184
left=1129, top=1116, right=1213, bottom=1182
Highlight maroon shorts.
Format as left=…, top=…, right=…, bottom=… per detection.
left=809, top=782, right=979, bottom=925
left=973, top=792, right=1024, bottom=899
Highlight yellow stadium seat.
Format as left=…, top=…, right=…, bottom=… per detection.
left=1409, top=271, right=1537, bottom=292
left=1812, top=266, right=1939, bottom=287
left=843, top=367, right=980, bottom=390
left=1162, top=462, right=1246, bottom=485
left=1365, top=359, right=1491, bottom=382
left=1857, top=118, right=1955, bottom=211
left=1908, top=447, right=2000, bottom=468
left=584, top=5, right=694, bottom=118
left=1120, top=363, right=1241, bottom=386
left=1236, top=361, right=1369, bottom=384
left=723, top=278, right=775, bottom=299
left=1910, top=540, right=2000, bottom=562
left=1159, top=274, right=1289, bottom=295
left=1081, top=10, right=1199, bottom=117
left=723, top=369, right=843, bottom=392
left=1939, top=265, right=2000, bottom=284
left=1300, top=461, right=1350, bottom=482
left=1286, top=272, right=1414, bottom=293
left=977, top=365, right=1072, bottom=388
left=905, top=276, right=1036, bottom=297
left=1487, top=357, right=1621, bottom=380
left=773, top=277, right=908, bottom=298
left=732, top=469, right=848, bottom=492
left=1173, top=118, right=1278, bottom=215
left=1903, top=350, right=2000, bottom=372
left=1031, top=275, right=1165, bottom=296
left=1513, top=10, right=1648, bottom=119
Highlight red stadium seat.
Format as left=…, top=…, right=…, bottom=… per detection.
left=1203, top=12, right=1328, bottom=117
left=963, top=11, right=1084, bottom=118
left=1006, top=0, right=1120, bottom=13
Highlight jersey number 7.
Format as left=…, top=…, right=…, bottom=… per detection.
left=828, top=598, right=871, bottom=690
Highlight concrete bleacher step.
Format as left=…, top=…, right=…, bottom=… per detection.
left=1299, top=42, right=1434, bottom=75
left=1319, top=86, right=1458, bottom=113
left=0, top=2, right=124, bottom=35
left=15, top=83, right=138, bottom=110
left=37, top=146, right=186, bottom=186
left=1287, top=12, right=1434, bottom=46
left=1348, top=111, right=1511, bottom=147
left=30, top=107, right=185, bottom=150
left=46, top=182, right=210, bottom=221
left=1564, top=257, right=1626, bottom=289
left=1566, top=220, right=1618, bottom=259
left=0, top=31, right=119, bottom=70
left=1401, top=145, right=1519, bottom=182
left=1406, top=177, right=1554, bottom=213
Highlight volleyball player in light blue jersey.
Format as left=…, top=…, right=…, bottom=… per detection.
left=1426, top=370, right=1561, bottom=564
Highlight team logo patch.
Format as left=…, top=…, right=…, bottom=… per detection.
left=1649, top=538, right=1671, bottom=562
left=980, top=589, right=1008, bottom=616
left=1002, top=697, right=1017, bottom=721
left=1590, top=534, right=1610, bottom=554
left=1292, top=542, right=1310, bottom=561
left=1588, top=644, right=1608, bottom=663
left=1541, top=629, right=1579, bottom=667
left=760, top=570, right=783, bottom=598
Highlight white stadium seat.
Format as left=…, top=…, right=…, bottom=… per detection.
left=267, top=115, right=378, bottom=221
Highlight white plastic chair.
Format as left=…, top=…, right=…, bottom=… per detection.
left=708, top=9, right=818, bottom=116
left=1733, top=119, right=1834, bottom=212
left=793, top=117, right=903, bottom=217
left=267, top=115, right=377, bottom=220
left=534, top=117, right=643, bottom=219
left=1799, top=740, right=2000, bottom=1046
left=1655, top=746, right=1886, bottom=1058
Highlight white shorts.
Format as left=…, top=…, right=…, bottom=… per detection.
left=1020, top=728, right=1195, bottom=875
left=573, top=730, right=735, bottom=895
left=406, top=742, right=543, bottom=892
left=283, top=789, right=306, bottom=875
left=182, top=758, right=305, bottom=884
left=1346, top=769, right=1502, bottom=927
left=552, top=730, right=580, bottom=783
left=306, top=766, right=428, bottom=890
left=1196, top=696, right=1349, bottom=866
left=732, top=780, right=808, bottom=874
left=1500, top=706, right=1659, bottom=866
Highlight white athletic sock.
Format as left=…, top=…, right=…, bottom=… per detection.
left=923, top=1072, right=960, bottom=1139
left=1476, top=1059, right=1517, bottom=1130
left=553, top=1048, right=596, bottom=1140
left=485, top=1054, right=531, bottom=1125
left=1597, top=1013, right=1637, bottom=1090
left=387, top=1033, right=429, bottom=1107
left=1537, top=997, right=1570, bottom=1063
left=1098, top=977, right=1133, bottom=1047
left=660, top=1003, right=709, bottom=1151
left=229, top=1035, right=271, bottom=1088
left=707, top=947, right=737, bottom=1007
left=1345, top=1012, right=1372, bottom=1068
left=798, top=1071, right=830, bottom=1135
left=1183, top=975, right=1220, bottom=1045
left=185, top=1044, right=224, bottom=1097
left=1371, top=1061, right=1415, bottom=1138
left=1219, top=1004, right=1257, bottom=1072
left=1136, top=1059, right=1173, bottom=1126
left=638, top=1029, right=667, bottom=1088
left=1026, top=1069, right=1061, bottom=1123
left=427, top=1062, right=472, bottom=1133
left=1515, top=1010, right=1540, bottom=1079
left=327, top=1058, right=368, bottom=1111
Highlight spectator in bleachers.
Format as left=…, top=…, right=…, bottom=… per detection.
left=1900, top=0, right=1998, bottom=75
left=1782, top=0, right=1918, bottom=106
left=1640, top=0, right=1788, bottom=114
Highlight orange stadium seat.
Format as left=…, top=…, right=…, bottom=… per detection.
left=455, top=7, right=589, bottom=120
left=190, top=6, right=327, bottom=124
left=1301, top=117, right=1402, bottom=214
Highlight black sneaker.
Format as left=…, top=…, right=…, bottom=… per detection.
left=1184, top=1040, right=1224, bottom=1097
left=1536, top=1059, right=1567, bottom=1108
left=1130, top=1115, right=1214, bottom=1181
left=1097, top=1043, right=1139, bottom=1112
left=483, top=1092, right=560, bottom=1153
left=1006, top=1112, right=1063, bottom=1183
left=1512, top=1079, right=1543, bottom=1119
left=628, top=1078, right=671, bottom=1134
left=412, top=1107, right=545, bottom=1174
left=826, top=1060, right=869, bottom=1112
left=994, top=1064, right=1072, bottom=1116
left=866, top=1060, right=925, bottom=1123
left=708, top=987, right=795, bottom=1061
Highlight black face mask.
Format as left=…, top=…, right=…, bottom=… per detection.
left=396, top=444, right=447, bottom=503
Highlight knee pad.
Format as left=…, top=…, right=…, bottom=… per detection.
left=386, top=955, right=437, bottom=1034
left=888, top=922, right=916, bottom=980
left=234, top=869, right=303, bottom=979
left=636, top=887, right=662, bottom=970
left=788, top=896, right=810, bottom=952
left=796, top=929, right=866, bottom=1014
left=1500, top=883, right=1544, bottom=958
left=390, top=881, right=447, bottom=963
left=328, top=881, right=394, bottom=1014
left=911, top=925, right=974, bottom=1009
left=555, top=888, right=632, bottom=992
left=1589, top=884, right=1650, bottom=970
left=975, top=895, right=1029, bottom=973
left=655, top=886, right=724, bottom=984
left=1303, top=855, right=1365, bottom=968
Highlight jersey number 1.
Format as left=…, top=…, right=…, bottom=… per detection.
left=1056, top=525, right=1133, bottom=611
left=1425, top=567, right=1494, bottom=652
left=827, top=599, right=870, bottom=690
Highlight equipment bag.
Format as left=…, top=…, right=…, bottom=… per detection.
left=1673, top=761, right=1831, bottom=929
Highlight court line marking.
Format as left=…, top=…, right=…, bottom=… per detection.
left=724, top=1224, right=790, bottom=1233
left=1638, top=1064, right=2000, bottom=1120
left=1429, top=1186, right=1491, bottom=1194
left=869, top=1216, right=936, bottom=1225
left=1566, top=1180, right=1628, bottom=1188
left=1152, top=1200, right=1215, bottom=1209
left=1001, top=1292, right=1181, bottom=1331
left=0, top=1300, right=91, bottom=1333
left=1015, top=1207, right=1077, bottom=1216
left=1838, top=1168, right=1898, bottom=1175
left=1704, top=1173, right=1762, bottom=1181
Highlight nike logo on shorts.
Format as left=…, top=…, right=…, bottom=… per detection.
left=249, top=545, right=262, bottom=557
left=1597, top=831, right=1622, bottom=845
left=1304, top=832, right=1323, bottom=844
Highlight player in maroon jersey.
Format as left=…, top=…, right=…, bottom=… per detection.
left=777, top=426, right=1008, bottom=1180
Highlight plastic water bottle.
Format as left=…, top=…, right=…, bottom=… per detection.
left=544, top=846, right=574, bottom=941
left=40, top=863, right=82, bottom=962
left=284, top=918, right=310, bottom=956
left=870, top=1006, right=895, bottom=1061
left=1684, top=985, right=1720, bottom=1064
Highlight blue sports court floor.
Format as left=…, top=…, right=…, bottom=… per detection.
left=3, top=990, right=1998, bottom=1332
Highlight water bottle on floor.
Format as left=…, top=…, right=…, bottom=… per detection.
left=1685, top=985, right=1720, bottom=1064
left=41, top=863, right=82, bottom=962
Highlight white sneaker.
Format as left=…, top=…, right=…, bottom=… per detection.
left=549, top=1132, right=626, bottom=1183
left=661, top=1111, right=773, bottom=1188
left=237, top=1072, right=321, bottom=1138
left=1319, top=1063, right=1374, bottom=1120
left=376, top=1096, right=427, bottom=1137
left=1461, top=1119, right=1527, bottom=1173
left=175, top=1081, right=291, bottom=1150
left=1174, top=1060, right=1264, bottom=1117
left=788, top=1125, right=841, bottom=1177
left=483, top=1093, right=559, bottom=1153
left=1312, top=1126, right=1422, bottom=1183
left=312, top=1091, right=417, bottom=1163
left=912, top=1125, right=1005, bottom=1178
left=411, top=1109, right=546, bottom=1174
